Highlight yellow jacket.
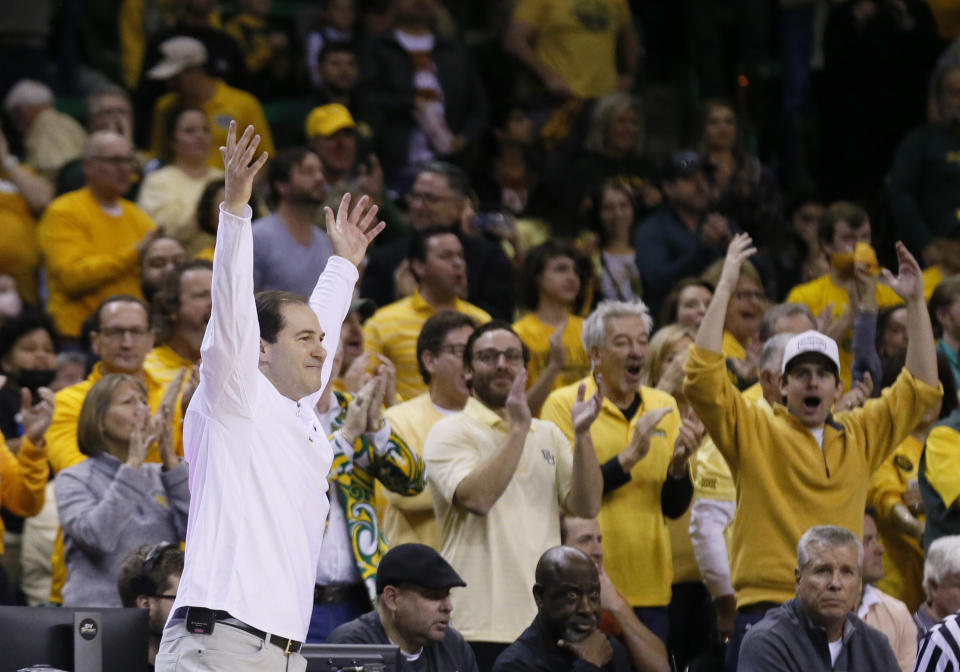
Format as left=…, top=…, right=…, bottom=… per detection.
left=683, top=345, right=941, bottom=608
left=0, top=172, right=41, bottom=303
left=542, top=376, right=680, bottom=606
left=869, top=435, right=926, bottom=611
left=37, top=188, right=154, bottom=338
left=0, top=431, right=47, bottom=554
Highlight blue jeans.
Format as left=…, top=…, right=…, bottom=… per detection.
left=305, top=590, right=371, bottom=643
left=633, top=605, right=670, bottom=645
left=724, top=604, right=778, bottom=672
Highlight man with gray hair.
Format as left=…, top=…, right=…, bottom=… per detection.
left=542, top=299, right=701, bottom=645
left=3, top=79, right=86, bottom=183
left=914, top=535, right=960, bottom=636
left=739, top=525, right=899, bottom=670
left=915, top=537, right=960, bottom=671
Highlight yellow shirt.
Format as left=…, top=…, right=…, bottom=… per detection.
left=143, top=344, right=194, bottom=390
left=513, top=313, right=591, bottom=395
left=380, top=393, right=452, bottom=549
left=512, top=0, right=630, bottom=99
left=46, top=363, right=171, bottom=474
left=37, top=188, right=154, bottom=338
left=683, top=345, right=942, bottom=608
left=542, top=376, right=680, bottom=607
left=195, top=246, right=214, bottom=262
left=0, top=432, right=47, bottom=555
left=150, top=80, right=275, bottom=169
left=424, top=397, right=575, bottom=642
left=925, top=424, right=960, bottom=510
left=364, top=292, right=491, bottom=401
left=0, top=172, right=40, bottom=303
left=137, top=165, right=223, bottom=255
left=869, top=434, right=926, bottom=611
left=786, top=274, right=902, bottom=391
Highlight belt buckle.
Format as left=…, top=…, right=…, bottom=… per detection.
left=283, top=639, right=295, bottom=656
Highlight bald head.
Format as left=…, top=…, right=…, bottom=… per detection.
left=83, top=131, right=136, bottom=201
left=534, top=546, right=601, bottom=643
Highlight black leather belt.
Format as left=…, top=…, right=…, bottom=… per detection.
left=314, top=582, right=368, bottom=605
left=171, top=606, right=302, bottom=655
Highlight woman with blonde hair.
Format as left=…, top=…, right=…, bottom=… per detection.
left=55, top=373, right=188, bottom=607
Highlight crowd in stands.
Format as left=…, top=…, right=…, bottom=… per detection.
left=4, top=0, right=960, bottom=670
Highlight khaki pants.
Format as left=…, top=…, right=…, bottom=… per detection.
left=156, top=619, right=307, bottom=672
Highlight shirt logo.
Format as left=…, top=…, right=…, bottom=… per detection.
left=541, top=449, right=556, bottom=466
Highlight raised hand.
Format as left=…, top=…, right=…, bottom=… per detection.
left=366, top=373, right=387, bottom=432
left=324, top=193, right=387, bottom=267
left=621, top=407, right=673, bottom=469
left=669, top=411, right=705, bottom=478
left=571, top=380, right=603, bottom=436
left=221, top=122, right=269, bottom=215
left=505, top=369, right=532, bottom=429
left=341, top=352, right=371, bottom=393
left=150, top=402, right=178, bottom=471
left=126, top=403, right=154, bottom=470
left=548, top=321, right=567, bottom=370
left=21, top=387, right=55, bottom=445
left=717, top=234, right=757, bottom=295
left=374, top=355, right=397, bottom=408
left=882, top=241, right=924, bottom=303
left=342, top=377, right=376, bottom=445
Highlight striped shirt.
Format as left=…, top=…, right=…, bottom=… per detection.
left=915, top=611, right=960, bottom=672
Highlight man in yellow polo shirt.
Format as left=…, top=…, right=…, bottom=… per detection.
left=37, top=131, right=157, bottom=341
left=147, top=36, right=274, bottom=168
left=381, top=310, right=478, bottom=549
left=786, top=201, right=902, bottom=391
left=423, top=320, right=603, bottom=670
left=46, top=296, right=174, bottom=475
left=541, top=299, right=701, bottom=645
left=685, top=233, right=941, bottom=670
left=364, top=228, right=490, bottom=400
left=146, top=259, right=212, bottom=387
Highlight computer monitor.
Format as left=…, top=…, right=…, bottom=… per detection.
left=0, top=606, right=149, bottom=672
left=302, top=643, right=401, bottom=672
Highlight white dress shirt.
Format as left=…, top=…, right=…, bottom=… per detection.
left=171, top=204, right=357, bottom=641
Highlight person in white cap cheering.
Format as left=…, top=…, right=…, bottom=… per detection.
left=682, top=232, right=942, bottom=671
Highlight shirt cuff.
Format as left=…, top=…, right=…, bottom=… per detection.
left=601, top=456, right=631, bottom=495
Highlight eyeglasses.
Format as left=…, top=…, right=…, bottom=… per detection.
left=407, top=191, right=457, bottom=206
left=733, top=290, right=765, bottom=302
left=474, top=348, right=524, bottom=365
left=89, top=155, right=137, bottom=167
left=439, top=344, right=466, bottom=357
left=98, top=326, right=151, bottom=340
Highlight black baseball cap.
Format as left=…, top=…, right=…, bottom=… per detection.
left=350, top=297, right=376, bottom=320
left=375, top=544, right=467, bottom=594
left=660, top=149, right=703, bottom=183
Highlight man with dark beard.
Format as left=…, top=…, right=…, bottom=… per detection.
left=252, top=146, right=333, bottom=295
left=493, top=546, right=631, bottom=672
left=424, top=321, right=603, bottom=670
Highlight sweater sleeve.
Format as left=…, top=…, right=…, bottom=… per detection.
left=0, top=436, right=48, bottom=518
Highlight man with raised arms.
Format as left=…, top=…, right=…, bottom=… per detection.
left=156, top=123, right=384, bottom=672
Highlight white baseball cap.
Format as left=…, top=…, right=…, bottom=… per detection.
left=780, top=330, right=841, bottom=376
left=147, top=37, right=207, bottom=80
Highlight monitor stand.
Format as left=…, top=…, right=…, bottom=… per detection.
left=73, top=611, right=103, bottom=672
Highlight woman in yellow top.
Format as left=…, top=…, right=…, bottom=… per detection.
left=514, top=241, right=592, bottom=415
left=700, top=257, right=767, bottom=390
left=137, top=108, right=223, bottom=256
left=869, top=351, right=959, bottom=611
left=641, top=323, right=712, bottom=668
